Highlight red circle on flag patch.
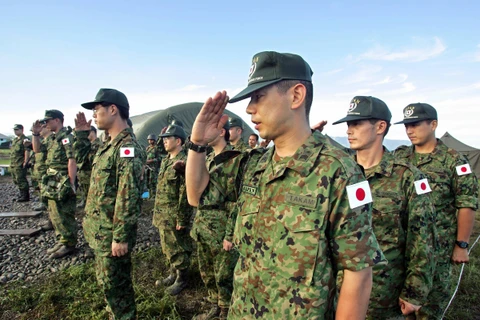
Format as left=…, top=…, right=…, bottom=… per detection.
left=124, top=149, right=130, bottom=155
left=461, top=166, right=467, bottom=173
left=420, top=182, right=426, bottom=190
left=356, top=188, right=365, bottom=201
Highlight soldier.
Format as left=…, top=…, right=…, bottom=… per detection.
left=394, top=103, right=479, bottom=319
left=32, top=110, right=77, bottom=259
left=32, top=125, right=52, bottom=213
left=227, top=117, right=249, bottom=151
left=248, top=133, right=259, bottom=149
left=333, top=96, right=436, bottom=319
left=10, top=124, right=30, bottom=202
left=145, top=134, right=161, bottom=199
left=190, top=122, right=239, bottom=319
left=153, top=124, right=193, bottom=296
left=186, top=51, right=385, bottom=319
left=75, top=126, right=100, bottom=208
left=78, top=88, right=145, bottom=319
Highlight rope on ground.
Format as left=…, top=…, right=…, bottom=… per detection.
left=441, top=233, right=480, bottom=319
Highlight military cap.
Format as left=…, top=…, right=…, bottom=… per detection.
left=394, top=103, right=438, bottom=124
left=90, top=126, right=97, bottom=133
left=228, top=117, right=243, bottom=129
left=332, top=96, right=392, bottom=125
left=147, top=134, right=157, bottom=140
left=230, top=51, right=313, bottom=103
left=39, top=109, right=64, bottom=123
left=170, top=119, right=184, bottom=127
left=81, top=88, right=129, bottom=110
left=13, top=124, right=23, bottom=130
left=159, top=124, right=187, bottom=141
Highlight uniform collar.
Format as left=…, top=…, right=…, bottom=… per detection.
left=363, top=148, right=395, bottom=178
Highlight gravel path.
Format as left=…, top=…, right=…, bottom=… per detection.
left=0, top=177, right=160, bottom=284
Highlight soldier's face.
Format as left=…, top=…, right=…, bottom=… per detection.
left=228, top=127, right=241, bottom=142
left=148, top=139, right=155, bottom=146
left=248, top=135, right=258, bottom=147
left=163, top=136, right=179, bottom=153
left=93, top=104, right=113, bottom=130
left=346, top=120, right=378, bottom=151
left=404, top=120, right=436, bottom=146
left=13, top=128, right=22, bottom=136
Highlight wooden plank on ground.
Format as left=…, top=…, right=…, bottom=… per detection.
left=0, top=211, right=42, bottom=218
left=0, top=228, right=42, bottom=236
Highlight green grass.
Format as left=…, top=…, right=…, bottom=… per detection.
left=0, top=159, right=10, bottom=165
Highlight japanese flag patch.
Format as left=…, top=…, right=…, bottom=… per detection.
left=346, top=180, right=373, bottom=209
left=120, top=147, right=135, bottom=157
left=456, top=164, right=472, bottom=176
left=414, top=178, right=431, bottom=195
left=61, top=138, right=70, bottom=145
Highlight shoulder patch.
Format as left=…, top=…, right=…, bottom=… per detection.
left=346, top=180, right=373, bottom=209
left=61, top=138, right=70, bottom=145
left=120, top=147, right=135, bottom=157
left=414, top=178, right=432, bottom=195
left=456, top=163, right=472, bottom=176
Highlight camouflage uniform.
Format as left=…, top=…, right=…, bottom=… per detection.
left=45, top=127, right=77, bottom=246
left=34, top=137, right=50, bottom=204
left=191, top=144, right=239, bottom=308
left=10, top=133, right=29, bottom=191
left=145, top=144, right=161, bottom=197
left=153, top=149, right=193, bottom=271
left=395, top=140, right=479, bottom=319
left=230, top=139, right=249, bottom=152
left=199, top=131, right=385, bottom=319
left=82, top=128, right=145, bottom=320
left=362, top=150, right=436, bottom=319
left=74, top=136, right=101, bottom=204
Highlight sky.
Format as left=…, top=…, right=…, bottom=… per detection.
left=1, top=0, right=479, bottom=147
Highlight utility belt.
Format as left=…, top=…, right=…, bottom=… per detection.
left=41, top=168, right=72, bottom=201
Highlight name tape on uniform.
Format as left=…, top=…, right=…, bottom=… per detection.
left=456, top=164, right=472, bottom=176
left=61, top=138, right=70, bottom=145
left=414, top=178, right=431, bottom=195
left=346, top=180, right=373, bottom=209
left=120, top=147, right=135, bottom=157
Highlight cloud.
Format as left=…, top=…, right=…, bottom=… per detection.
left=341, top=65, right=383, bottom=84
left=321, top=68, right=344, bottom=76
left=373, top=76, right=391, bottom=85
left=357, top=37, right=446, bottom=62
left=178, top=84, right=206, bottom=91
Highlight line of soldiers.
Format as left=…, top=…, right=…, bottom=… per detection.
left=7, top=51, right=478, bottom=320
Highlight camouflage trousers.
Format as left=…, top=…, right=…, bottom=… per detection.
left=157, top=226, right=193, bottom=271
left=196, top=235, right=238, bottom=308
left=94, top=252, right=136, bottom=320
left=77, top=170, right=91, bottom=203
left=146, top=169, right=158, bottom=198
left=48, top=195, right=77, bottom=246
left=11, top=166, right=29, bottom=190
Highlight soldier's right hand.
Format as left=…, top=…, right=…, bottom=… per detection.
left=190, top=91, right=229, bottom=146
left=75, top=112, right=92, bottom=132
left=31, top=120, right=43, bottom=135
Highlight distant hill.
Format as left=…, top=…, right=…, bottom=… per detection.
left=331, top=136, right=411, bottom=151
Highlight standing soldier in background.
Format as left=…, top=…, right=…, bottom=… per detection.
left=145, top=134, right=160, bottom=199
left=333, top=96, right=436, bottom=319
left=79, top=88, right=145, bottom=320
left=74, top=125, right=100, bottom=208
left=189, top=122, right=238, bottom=320
left=10, top=124, right=30, bottom=202
left=153, top=124, right=193, bottom=296
left=227, top=117, right=249, bottom=152
left=247, top=133, right=259, bottom=149
left=394, top=103, right=479, bottom=319
left=32, top=110, right=77, bottom=259
left=32, top=125, right=52, bottom=214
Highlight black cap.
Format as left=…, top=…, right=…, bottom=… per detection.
left=90, top=126, right=97, bottom=133
left=81, top=88, right=129, bottom=110
left=394, top=103, right=438, bottom=124
left=159, top=125, right=187, bottom=141
left=39, top=109, right=64, bottom=123
left=228, top=117, right=243, bottom=129
left=332, top=96, right=392, bottom=125
left=13, top=124, right=23, bottom=130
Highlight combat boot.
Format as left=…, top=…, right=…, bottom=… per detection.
left=49, top=245, right=74, bottom=259
left=40, top=220, right=54, bottom=231
left=17, top=189, right=30, bottom=202
left=32, top=202, right=47, bottom=211
left=46, top=242, right=64, bottom=254
left=166, top=269, right=188, bottom=296
left=155, top=267, right=176, bottom=287
left=193, top=305, right=220, bottom=320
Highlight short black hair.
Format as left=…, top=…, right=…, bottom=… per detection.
left=368, top=119, right=391, bottom=138
left=101, top=102, right=129, bottom=120
left=274, top=80, right=313, bottom=121
left=249, top=133, right=259, bottom=141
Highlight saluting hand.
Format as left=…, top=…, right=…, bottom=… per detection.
left=75, top=112, right=92, bottom=132
left=311, top=120, right=328, bottom=132
left=190, top=91, right=229, bottom=146
left=32, top=120, right=43, bottom=135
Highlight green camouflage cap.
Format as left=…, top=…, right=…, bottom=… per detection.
left=159, top=124, right=187, bottom=141
left=13, top=124, right=23, bottom=130
left=39, top=109, right=64, bottom=123
left=394, top=103, right=437, bottom=124
left=229, top=51, right=313, bottom=103
left=81, top=88, right=129, bottom=110
left=332, top=96, right=391, bottom=125
left=228, top=116, right=243, bottom=129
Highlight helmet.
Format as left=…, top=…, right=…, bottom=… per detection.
left=170, top=119, right=184, bottom=127
left=147, top=134, right=157, bottom=140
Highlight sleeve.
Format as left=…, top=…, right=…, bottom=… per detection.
left=224, top=201, right=238, bottom=242
left=329, top=162, right=386, bottom=272
left=400, top=169, right=436, bottom=305
left=452, top=154, right=479, bottom=210
left=73, top=130, right=91, bottom=165
left=176, top=171, right=192, bottom=227
left=112, top=144, right=144, bottom=243
left=63, top=134, right=75, bottom=159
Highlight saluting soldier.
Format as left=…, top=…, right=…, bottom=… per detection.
left=394, top=103, right=479, bottom=319
left=10, top=124, right=30, bottom=202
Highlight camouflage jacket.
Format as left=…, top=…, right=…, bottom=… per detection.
left=154, top=149, right=192, bottom=228
left=146, top=145, right=161, bottom=170
left=82, top=128, right=145, bottom=255
left=364, top=149, right=436, bottom=310
left=395, top=140, right=479, bottom=250
left=34, top=137, right=51, bottom=178
left=230, top=138, right=249, bottom=152
left=46, top=127, right=74, bottom=174
left=191, top=144, right=238, bottom=245
left=10, top=134, right=27, bottom=167
left=199, top=131, right=385, bottom=319
left=74, top=132, right=100, bottom=172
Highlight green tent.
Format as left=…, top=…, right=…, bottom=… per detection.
left=130, top=102, right=255, bottom=147
left=440, top=132, right=480, bottom=179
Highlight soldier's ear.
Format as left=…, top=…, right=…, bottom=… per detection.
left=431, top=120, right=438, bottom=131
